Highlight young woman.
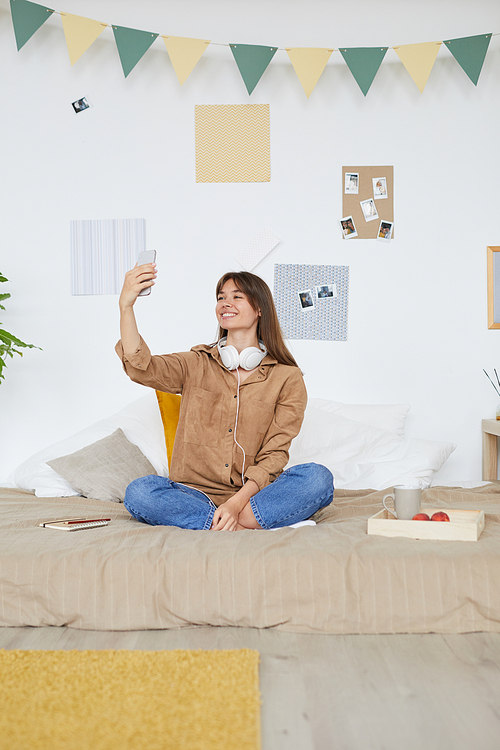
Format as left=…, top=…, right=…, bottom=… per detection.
left=116, top=262, right=334, bottom=531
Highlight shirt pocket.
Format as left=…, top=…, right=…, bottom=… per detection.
left=239, top=397, right=276, bottom=456
left=184, top=386, right=223, bottom=448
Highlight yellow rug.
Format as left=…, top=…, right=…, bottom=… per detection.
left=0, top=648, right=261, bottom=750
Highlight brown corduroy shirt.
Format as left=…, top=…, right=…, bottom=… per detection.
left=116, top=337, right=307, bottom=505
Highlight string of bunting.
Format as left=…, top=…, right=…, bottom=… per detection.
left=10, top=0, right=497, bottom=97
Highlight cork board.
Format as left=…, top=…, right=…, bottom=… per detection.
left=342, top=166, right=394, bottom=240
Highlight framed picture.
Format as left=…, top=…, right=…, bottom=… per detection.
left=487, top=246, right=500, bottom=329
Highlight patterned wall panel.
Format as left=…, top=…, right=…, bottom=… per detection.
left=274, top=263, right=349, bottom=341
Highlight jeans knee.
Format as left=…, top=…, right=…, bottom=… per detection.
left=300, top=462, right=333, bottom=485
left=317, top=462, right=334, bottom=489
left=302, top=463, right=334, bottom=503
left=124, top=475, right=154, bottom=512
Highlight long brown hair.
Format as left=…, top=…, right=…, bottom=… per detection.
left=215, top=271, right=299, bottom=367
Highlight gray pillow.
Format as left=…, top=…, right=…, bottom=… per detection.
left=47, top=428, right=156, bottom=503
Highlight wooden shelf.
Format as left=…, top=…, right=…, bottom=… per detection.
left=482, top=419, right=500, bottom=481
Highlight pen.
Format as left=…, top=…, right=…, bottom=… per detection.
left=65, top=518, right=111, bottom=525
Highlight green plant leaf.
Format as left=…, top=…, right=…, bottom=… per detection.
left=0, top=328, right=39, bottom=350
left=0, top=273, right=41, bottom=384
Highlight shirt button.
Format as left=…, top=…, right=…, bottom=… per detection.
left=225, top=464, right=229, bottom=468
left=228, top=428, right=232, bottom=432
left=234, top=395, right=237, bottom=399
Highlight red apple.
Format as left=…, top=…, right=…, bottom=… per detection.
left=431, top=511, right=450, bottom=522
left=412, top=513, right=431, bottom=521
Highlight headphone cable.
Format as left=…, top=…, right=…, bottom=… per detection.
left=234, top=368, right=246, bottom=486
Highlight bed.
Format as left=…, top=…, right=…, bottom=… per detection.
left=1, top=484, right=500, bottom=633
left=2, top=392, right=499, bottom=633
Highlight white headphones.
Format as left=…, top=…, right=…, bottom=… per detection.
left=217, top=337, right=267, bottom=371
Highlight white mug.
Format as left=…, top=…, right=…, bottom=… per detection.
left=382, top=486, right=421, bottom=520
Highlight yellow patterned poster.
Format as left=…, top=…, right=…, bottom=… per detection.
left=195, top=104, right=270, bottom=183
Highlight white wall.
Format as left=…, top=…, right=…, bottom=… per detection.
left=2, top=0, right=500, bottom=483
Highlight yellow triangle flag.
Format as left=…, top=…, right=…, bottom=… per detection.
left=286, top=48, right=333, bottom=98
left=163, top=36, right=211, bottom=85
left=393, top=41, right=442, bottom=93
left=61, top=13, right=107, bottom=66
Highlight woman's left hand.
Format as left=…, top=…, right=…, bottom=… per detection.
left=211, top=501, right=240, bottom=531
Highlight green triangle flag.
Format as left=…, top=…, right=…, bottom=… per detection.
left=444, top=33, right=492, bottom=85
left=112, top=25, right=159, bottom=78
left=339, top=47, right=388, bottom=95
left=230, top=43, right=278, bottom=95
left=10, top=0, right=54, bottom=51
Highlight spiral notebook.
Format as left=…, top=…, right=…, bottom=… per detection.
left=38, top=518, right=111, bottom=531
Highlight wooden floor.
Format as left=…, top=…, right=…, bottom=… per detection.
left=1, top=626, right=500, bottom=750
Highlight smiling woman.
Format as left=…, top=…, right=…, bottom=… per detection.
left=116, top=267, right=334, bottom=532
left=215, top=271, right=300, bottom=369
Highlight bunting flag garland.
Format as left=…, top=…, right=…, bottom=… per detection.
left=10, top=0, right=53, bottom=51
left=339, top=47, right=388, bottom=96
left=61, top=13, right=106, bottom=66
left=163, top=36, right=211, bottom=85
left=286, top=48, right=333, bottom=98
left=393, top=41, right=442, bottom=93
left=7, top=2, right=499, bottom=95
left=444, top=33, right=492, bottom=85
left=230, top=43, right=278, bottom=95
left=112, top=25, right=158, bottom=78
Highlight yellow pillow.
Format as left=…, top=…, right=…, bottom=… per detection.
left=155, top=391, right=181, bottom=471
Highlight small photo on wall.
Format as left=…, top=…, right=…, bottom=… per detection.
left=360, top=198, right=379, bottom=222
left=72, top=96, right=91, bottom=113
left=344, top=172, right=359, bottom=194
left=298, top=289, right=315, bottom=311
left=339, top=216, right=358, bottom=239
left=377, top=220, right=394, bottom=242
left=372, top=177, right=387, bottom=199
left=315, top=283, right=337, bottom=299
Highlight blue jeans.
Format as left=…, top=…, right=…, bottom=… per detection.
left=124, top=463, right=334, bottom=530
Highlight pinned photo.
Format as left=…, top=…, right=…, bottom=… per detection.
left=372, top=177, right=388, bottom=199
left=298, top=289, right=315, bottom=311
left=360, top=198, right=379, bottom=222
left=344, top=172, right=359, bottom=194
left=339, top=216, right=358, bottom=239
left=315, top=283, right=337, bottom=299
left=72, top=97, right=91, bottom=114
left=377, top=220, right=394, bottom=242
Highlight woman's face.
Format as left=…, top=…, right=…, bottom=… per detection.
left=216, top=280, right=260, bottom=335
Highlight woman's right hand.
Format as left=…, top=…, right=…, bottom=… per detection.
left=119, top=263, right=157, bottom=310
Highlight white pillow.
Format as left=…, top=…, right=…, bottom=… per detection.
left=288, top=404, right=455, bottom=490
left=10, top=392, right=168, bottom=497
left=308, top=398, right=410, bottom=437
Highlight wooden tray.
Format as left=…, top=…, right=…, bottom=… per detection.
left=367, top=508, right=485, bottom=541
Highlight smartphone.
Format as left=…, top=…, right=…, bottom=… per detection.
left=137, top=249, right=156, bottom=297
